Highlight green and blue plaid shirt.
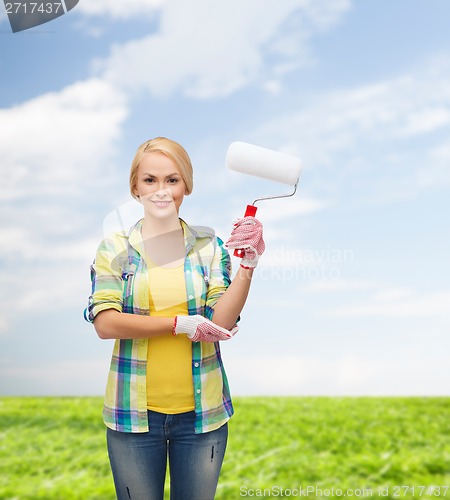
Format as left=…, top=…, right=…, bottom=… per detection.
left=85, top=218, right=234, bottom=434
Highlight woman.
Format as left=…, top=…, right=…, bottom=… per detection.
left=84, top=137, right=264, bottom=500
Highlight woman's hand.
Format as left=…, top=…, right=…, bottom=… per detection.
left=173, top=315, right=239, bottom=342
left=225, top=216, right=265, bottom=269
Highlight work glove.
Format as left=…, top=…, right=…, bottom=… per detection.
left=173, top=315, right=239, bottom=342
left=225, top=216, right=265, bottom=269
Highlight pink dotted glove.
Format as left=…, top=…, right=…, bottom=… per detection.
left=225, top=216, right=265, bottom=269
left=173, top=315, right=239, bottom=342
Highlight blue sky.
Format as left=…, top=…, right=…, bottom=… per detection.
left=1, top=0, right=449, bottom=396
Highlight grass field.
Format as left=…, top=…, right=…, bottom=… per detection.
left=1, top=397, right=449, bottom=499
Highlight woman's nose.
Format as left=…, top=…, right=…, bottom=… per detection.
left=155, top=187, right=171, bottom=197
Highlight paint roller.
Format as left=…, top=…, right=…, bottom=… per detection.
left=226, top=141, right=303, bottom=258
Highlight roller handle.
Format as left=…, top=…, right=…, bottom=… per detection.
left=233, top=204, right=258, bottom=258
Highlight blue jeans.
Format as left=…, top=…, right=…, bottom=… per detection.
left=106, top=410, right=228, bottom=500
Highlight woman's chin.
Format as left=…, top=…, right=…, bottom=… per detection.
left=144, top=205, right=178, bottom=219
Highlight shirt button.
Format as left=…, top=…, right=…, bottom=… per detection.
left=194, top=362, right=199, bottom=368
left=189, top=295, right=194, bottom=300
left=185, top=270, right=191, bottom=274
left=196, top=389, right=201, bottom=394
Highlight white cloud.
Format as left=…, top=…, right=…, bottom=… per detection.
left=305, top=279, right=379, bottom=293
left=259, top=73, right=450, bottom=157
left=373, top=287, right=413, bottom=302
left=3, top=348, right=450, bottom=396
left=1, top=226, right=99, bottom=263
left=252, top=54, right=450, bottom=200
left=0, top=79, right=129, bottom=329
left=400, top=107, right=450, bottom=136
left=226, top=351, right=450, bottom=396
left=97, top=0, right=351, bottom=99
left=75, top=0, right=162, bottom=19
left=423, top=141, right=450, bottom=189
left=0, top=258, right=92, bottom=317
left=0, top=358, right=109, bottom=395
left=256, top=195, right=326, bottom=222
left=0, top=315, right=7, bottom=337
left=327, top=291, right=450, bottom=319
left=0, top=78, right=127, bottom=201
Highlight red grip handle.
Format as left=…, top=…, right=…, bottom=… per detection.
left=233, top=205, right=258, bottom=258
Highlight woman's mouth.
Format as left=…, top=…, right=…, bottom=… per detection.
left=152, top=200, right=172, bottom=208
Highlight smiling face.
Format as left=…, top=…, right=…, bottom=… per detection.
left=132, top=152, right=187, bottom=218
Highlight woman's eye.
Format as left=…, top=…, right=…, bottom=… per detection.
left=144, top=178, right=155, bottom=183
left=168, top=178, right=178, bottom=184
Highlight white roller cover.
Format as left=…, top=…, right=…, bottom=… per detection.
left=226, top=141, right=302, bottom=186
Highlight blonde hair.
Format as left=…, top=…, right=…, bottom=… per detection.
left=129, top=137, right=193, bottom=200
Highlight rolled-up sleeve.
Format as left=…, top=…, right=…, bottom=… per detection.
left=204, top=237, right=232, bottom=319
left=84, top=236, right=125, bottom=323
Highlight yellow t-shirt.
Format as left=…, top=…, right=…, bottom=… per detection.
left=146, top=262, right=195, bottom=413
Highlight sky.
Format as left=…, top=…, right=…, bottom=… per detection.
left=1, top=0, right=449, bottom=397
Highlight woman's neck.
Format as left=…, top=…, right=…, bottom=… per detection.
left=141, top=213, right=185, bottom=267
left=141, top=212, right=182, bottom=239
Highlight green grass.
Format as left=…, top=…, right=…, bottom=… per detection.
left=1, top=397, right=450, bottom=499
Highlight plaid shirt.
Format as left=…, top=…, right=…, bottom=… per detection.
left=84, top=218, right=234, bottom=434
